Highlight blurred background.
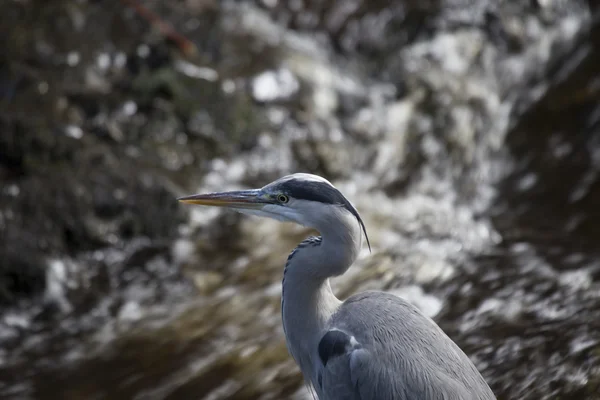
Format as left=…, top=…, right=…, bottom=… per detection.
left=1, top=0, right=600, bottom=399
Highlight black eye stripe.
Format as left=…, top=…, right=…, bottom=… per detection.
left=281, top=181, right=344, bottom=205
left=276, top=179, right=371, bottom=251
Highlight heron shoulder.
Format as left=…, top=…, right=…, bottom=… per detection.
left=333, top=291, right=458, bottom=355
left=323, top=290, right=495, bottom=399
left=340, top=290, right=429, bottom=325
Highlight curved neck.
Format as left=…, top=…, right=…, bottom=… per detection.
left=299, top=206, right=363, bottom=279
left=281, top=208, right=362, bottom=382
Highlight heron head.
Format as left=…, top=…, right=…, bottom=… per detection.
left=178, top=173, right=370, bottom=250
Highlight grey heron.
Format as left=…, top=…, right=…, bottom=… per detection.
left=179, top=173, right=496, bottom=400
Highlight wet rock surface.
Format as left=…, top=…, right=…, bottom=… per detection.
left=1, top=0, right=599, bottom=399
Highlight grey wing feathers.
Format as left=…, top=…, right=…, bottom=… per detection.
left=317, top=292, right=495, bottom=400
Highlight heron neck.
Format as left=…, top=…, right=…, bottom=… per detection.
left=281, top=248, right=341, bottom=380
left=282, top=264, right=341, bottom=338
left=281, top=211, right=362, bottom=380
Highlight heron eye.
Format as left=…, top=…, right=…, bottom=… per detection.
left=277, top=194, right=289, bottom=204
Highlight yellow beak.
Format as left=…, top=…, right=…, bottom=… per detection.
left=177, top=189, right=267, bottom=209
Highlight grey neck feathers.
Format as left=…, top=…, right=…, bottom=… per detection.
left=287, top=205, right=363, bottom=280
left=280, top=207, right=362, bottom=379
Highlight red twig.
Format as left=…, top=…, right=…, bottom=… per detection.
left=121, top=0, right=198, bottom=57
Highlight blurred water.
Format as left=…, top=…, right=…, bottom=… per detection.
left=1, top=1, right=599, bottom=399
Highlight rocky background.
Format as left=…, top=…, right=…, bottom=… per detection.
left=1, top=0, right=600, bottom=399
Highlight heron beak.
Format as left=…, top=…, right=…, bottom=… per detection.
left=177, top=189, right=267, bottom=210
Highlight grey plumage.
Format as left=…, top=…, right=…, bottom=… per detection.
left=318, top=292, right=494, bottom=399
left=178, top=173, right=496, bottom=400
left=282, top=236, right=322, bottom=339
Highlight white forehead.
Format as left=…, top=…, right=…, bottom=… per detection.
left=274, top=173, right=334, bottom=187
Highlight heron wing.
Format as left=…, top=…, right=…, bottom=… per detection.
left=315, top=291, right=495, bottom=400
